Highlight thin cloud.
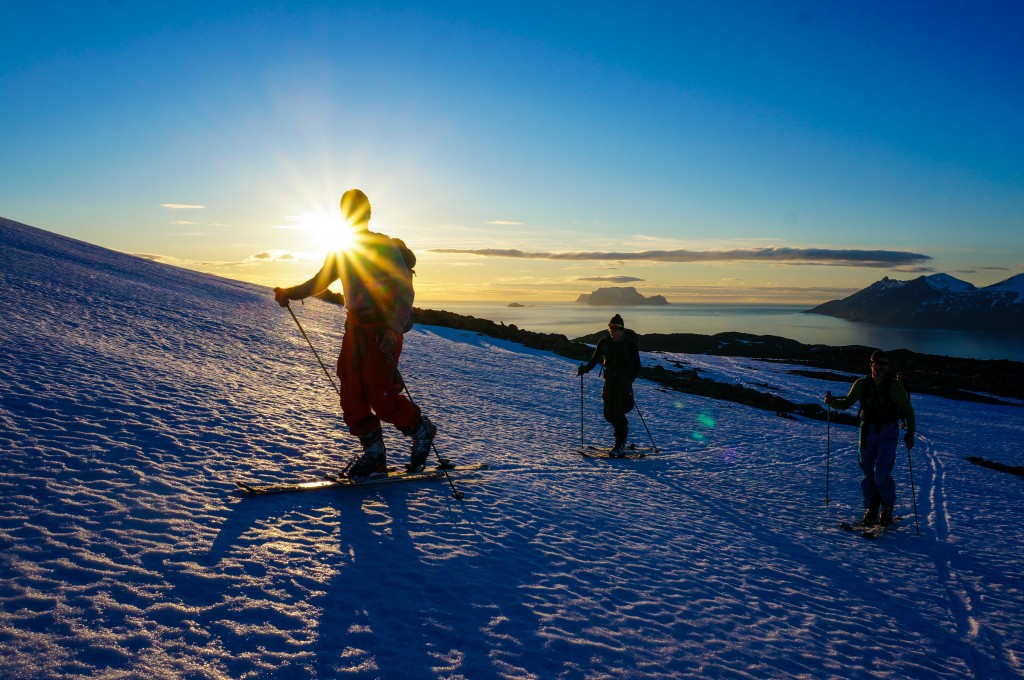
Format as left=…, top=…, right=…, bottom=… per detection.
left=250, top=250, right=297, bottom=262
left=430, top=247, right=931, bottom=268
left=161, top=203, right=206, bottom=210
left=577, top=276, right=645, bottom=284
left=486, top=220, right=523, bottom=225
left=171, top=220, right=200, bottom=225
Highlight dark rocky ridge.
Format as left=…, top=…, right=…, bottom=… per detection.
left=575, top=329, right=1023, bottom=404
left=411, top=308, right=1024, bottom=425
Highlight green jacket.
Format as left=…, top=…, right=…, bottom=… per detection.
left=830, top=377, right=915, bottom=436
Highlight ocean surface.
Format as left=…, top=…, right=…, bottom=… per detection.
left=420, top=302, right=1024, bottom=363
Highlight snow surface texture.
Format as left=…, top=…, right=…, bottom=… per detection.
left=2, top=217, right=1023, bottom=679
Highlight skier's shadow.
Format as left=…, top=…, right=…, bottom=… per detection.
left=629, top=461, right=969, bottom=655
left=312, top=488, right=550, bottom=678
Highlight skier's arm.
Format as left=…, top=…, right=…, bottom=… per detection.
left=895, top=382, right=915, bottom=437
left=578, top=340, right=605, bottom=375
left=628, top=337, right=642, bottom=382
left=274, top=253, right=341, bottom=305
left=826, top=379, right=863, bottom=411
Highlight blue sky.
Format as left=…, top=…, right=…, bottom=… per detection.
left=2, top=1, right=1022, bottom=302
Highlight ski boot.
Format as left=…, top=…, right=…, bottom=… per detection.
left=406, top=416, right=437, bottom=472
left=879, top=505, right=894, bottom=526
left=862, top=500, right=881, bottom=527
left=345, top=428, right=388, bottom=479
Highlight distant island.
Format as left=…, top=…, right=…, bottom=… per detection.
left=507, top=302, right=526, bottom=307
left=805, top=273, right=1024, bottom=331
left=575, top=286, right=669, bottom=306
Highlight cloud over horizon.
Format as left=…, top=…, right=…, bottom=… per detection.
left=430, top=247, right=931, bottom=268
left=577, top=275, right=645, bottom=283
left=161, top=204, right=206, bottom=210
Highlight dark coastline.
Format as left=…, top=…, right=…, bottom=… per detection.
left=412, top=308, right=1023, bottom=423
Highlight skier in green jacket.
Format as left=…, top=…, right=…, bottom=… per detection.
left=825, top=350, right=915, bottom=527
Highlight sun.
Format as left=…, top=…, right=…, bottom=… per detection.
left=296, top=212, right=356, bottom=255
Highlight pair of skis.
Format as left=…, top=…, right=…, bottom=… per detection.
left=839, top=516, right=903, bottom=540
left=577, top=444, right=653, bottom=459
left=236, top=461, right=487, bottom=496
left=238, top=441, right=655, bottom=495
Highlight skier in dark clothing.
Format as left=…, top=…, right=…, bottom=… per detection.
left=273, top=189, right=436, bottom=478
left=577, top=314, right=642, bottom=454
left=825, top=349, right=915, bottom=527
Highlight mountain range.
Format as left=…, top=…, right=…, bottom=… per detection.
left=805, top=273, right=1024, bottom=331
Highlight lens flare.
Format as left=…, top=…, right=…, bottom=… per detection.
left=298, top=212, right=356, bottom=254
left=689, top=408, right=717, bottom=443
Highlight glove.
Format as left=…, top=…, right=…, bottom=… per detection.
left=379, top=329, right=399, bottom=354
left=577, top=364, right=588, bottom=376
left=273, top=287, right=290, bottom=308
left=904, top=433, right=915, bottom=450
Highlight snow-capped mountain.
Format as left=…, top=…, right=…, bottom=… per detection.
left=806, top=273, right=1024, bottom=330
left=921, top=273, right=977, bottom=294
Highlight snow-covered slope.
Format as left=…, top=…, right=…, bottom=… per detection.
left=923, top=273, right=976, bottom=294
left=2, top=217, right=1023, bottom=679
left=984, top=272, right=1024, bottom=299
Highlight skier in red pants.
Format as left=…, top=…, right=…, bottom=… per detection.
left=274, top=189, right=435, bottom=478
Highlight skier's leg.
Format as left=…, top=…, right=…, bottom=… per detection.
left=875, top=423, right=899, bottom=524
left=363, top=334, right=420, bottom=431
left=337, top=328, right=380, bottom=437
left=859, top=425, right=882, bottom=525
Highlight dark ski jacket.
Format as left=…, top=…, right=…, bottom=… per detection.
left=583, top=329, right=642, bottom=384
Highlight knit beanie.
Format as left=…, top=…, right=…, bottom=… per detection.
left=609, top=314, right=624, bottom=328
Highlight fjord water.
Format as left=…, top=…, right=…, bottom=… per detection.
left=425, top=302, right=1024, bottom=362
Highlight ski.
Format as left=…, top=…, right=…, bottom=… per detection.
left=236, top=463, right=488, bottom=496
left=839, top=516, right=903, bottom=540
left=577, top=444, right=652, bottom=459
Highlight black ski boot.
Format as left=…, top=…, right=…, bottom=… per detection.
left=346, top=428, right=387, bottom=479
left=879, top=504, right=894, bottom=526
left=862, top=498, right=881, bottom=527
left=406, top=416, right=436, bottom=472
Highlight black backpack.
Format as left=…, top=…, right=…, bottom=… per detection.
left=391, top=237, right=416, bottom=274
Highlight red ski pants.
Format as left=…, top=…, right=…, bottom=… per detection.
left=335, top=324, right=420, bottom=437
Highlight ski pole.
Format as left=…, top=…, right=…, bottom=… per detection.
left=579, top=373, right=585, bottom=451
left=906, top=439, right=921, bottom=535
left=284, top=301, right=340, bottom=397
left=384, top=351, right=464, bottom=500
left=631, top=389, right=660, bottom=453
left=825, top=391, right=831, bottom=506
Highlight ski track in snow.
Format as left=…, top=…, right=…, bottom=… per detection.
left=2, top=217, right=1024, bottom=679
